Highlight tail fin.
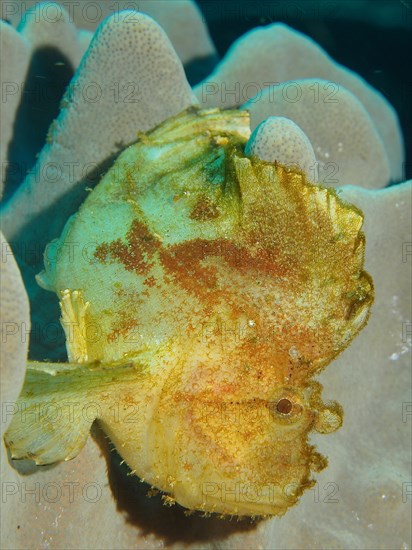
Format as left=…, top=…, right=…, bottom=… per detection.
left=4, top=360, right=141, bottom=464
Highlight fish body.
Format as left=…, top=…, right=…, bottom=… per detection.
left=5, top=108, right=373, bottom=516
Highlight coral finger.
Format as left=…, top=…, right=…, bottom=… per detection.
left=245, top=116, right=316, bottom=180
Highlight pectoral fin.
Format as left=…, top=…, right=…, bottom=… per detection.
left=4, top=360, right=142, bottom=465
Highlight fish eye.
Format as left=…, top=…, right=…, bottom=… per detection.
left=276, top=398, right=293, bottom=415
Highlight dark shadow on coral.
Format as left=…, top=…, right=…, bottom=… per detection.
left=184, top=53, right=219, bottom=86
left=7, top=150, right=121, bottom=361
left=3, top=46, right=74, bottom=204
left=8, top=243, right=67, bottom=362
left=91, top=424, right=263, bottom=545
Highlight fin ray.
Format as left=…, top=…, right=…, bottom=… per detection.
left=4, top=359, right=142, bottom=464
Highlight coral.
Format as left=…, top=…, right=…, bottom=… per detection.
left=8, top=0, right=216, bottom=64
left=243, top=79, right=390, bottom=187
left=0, top=5, right=87, bottom=195
left=0, top=0, right=216, bottom=200
left=194, top=24, right=403, bottom=182
left=0, top=2, right=410, bottom=548
left=0, top=231, right=29, bottom=432
left=245, top=116, right=316, bottom=178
